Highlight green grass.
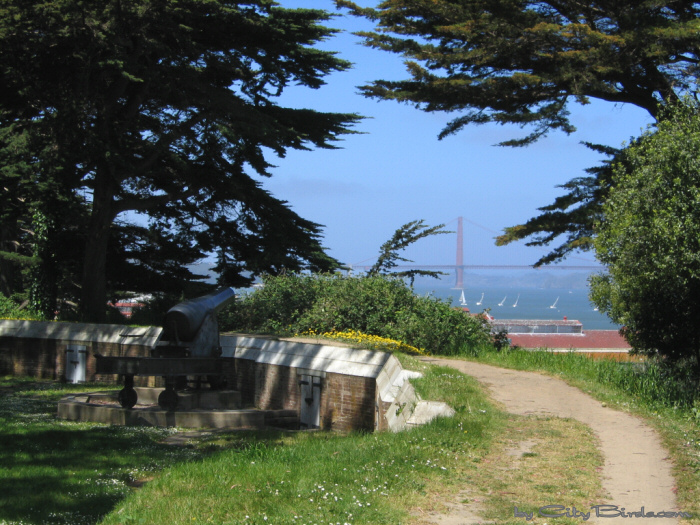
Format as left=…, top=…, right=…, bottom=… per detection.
left=461, top=348, right=700, bottom=524
left=98, top=359, right=503, bottom=525
left=471, top=415, right=606, bottom=525
left=0, top=363, right=504, bottom=525
left=2, top=348, right=699, bottom=525
left=0, top=378, right=202, bottom=525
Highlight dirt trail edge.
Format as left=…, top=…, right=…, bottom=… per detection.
left=419, top=358, right=680, bottom=525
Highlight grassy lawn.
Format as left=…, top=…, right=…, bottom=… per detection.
left=467, top=415, right=605, bottom=525
left=1, top=366, right=505, bottom=525
left=1, top=349, right=698, bottom=525
left=0, top=378, right=202, bottom=525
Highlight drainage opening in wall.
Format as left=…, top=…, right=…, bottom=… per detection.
left=298, top=369, right=324, bottom=429
left=65, top=344, right=87, bottom=384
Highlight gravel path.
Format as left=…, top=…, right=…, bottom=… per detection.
left=419, top=358, right=680, bottom=525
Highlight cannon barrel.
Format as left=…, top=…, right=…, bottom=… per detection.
left=164, top=287, right=235, bottom=342
left=96, top=287, right=236, bottom=410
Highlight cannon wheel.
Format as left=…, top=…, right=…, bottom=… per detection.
left=118, top=387, right=138, bottom=409
left=118, top=374, right=138, bottom=408
left=158, top=380, right=179, bottom=411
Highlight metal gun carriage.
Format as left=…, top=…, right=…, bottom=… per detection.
left=95, top=287, right=236, bottom=410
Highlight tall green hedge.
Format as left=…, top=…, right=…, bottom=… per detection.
left=220, top=274, right=491, bottom=355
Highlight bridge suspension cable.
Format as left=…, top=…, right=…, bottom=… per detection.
left=350, top=216, right=602, bottom=280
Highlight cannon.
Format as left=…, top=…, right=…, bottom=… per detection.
left=95, top=287, right=236, bottom=410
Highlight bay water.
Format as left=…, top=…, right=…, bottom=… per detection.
left=414, top=284, right=619, bottom=330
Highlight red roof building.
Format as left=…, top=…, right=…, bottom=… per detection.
left=489, top=319, right=636, bottom=360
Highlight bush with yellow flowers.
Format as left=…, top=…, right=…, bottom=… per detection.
left=298, top=329, right=428, bottom=356
left=221, top=274, right=492, bottom=356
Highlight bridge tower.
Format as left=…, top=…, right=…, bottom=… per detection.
left=456, top=216, right=464, bottom=289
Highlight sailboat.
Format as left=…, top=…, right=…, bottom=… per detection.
left=550, top=297, right=559, bottom=309
left=498, top=296, right=507, bottom=306
left=512, top=294, right=520, bottom=307
left=476, top=292, right=484, bottom=306
left=459, top=289, right=467, bottom=306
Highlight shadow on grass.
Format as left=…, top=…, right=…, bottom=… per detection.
left=0, top=380, right=288, bottom=525
left=0, top=420, right=175, bottom=524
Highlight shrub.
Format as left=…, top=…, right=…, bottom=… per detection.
left=300, top=329, right=427, bottom=355
left=591, top=98, right=700, bottom=364
left=221, top=274, right=491, bottom=355
left=222, top=273, right=324, bottom=334
left=0, top=293, right=43, bottom=320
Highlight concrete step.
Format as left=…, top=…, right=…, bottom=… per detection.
left=385, top=378, right=420, bottom=432
left=406, top=401, right=456, bottom=428
left=265, top=409, right=299, bottom=429
left=58, top=393, right=265, bottom=429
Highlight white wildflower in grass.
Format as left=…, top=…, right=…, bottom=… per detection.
left=1, top=363, right=506, bottom=525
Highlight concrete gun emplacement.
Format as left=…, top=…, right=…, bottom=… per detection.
left=95, top=287, right=236, bottom=410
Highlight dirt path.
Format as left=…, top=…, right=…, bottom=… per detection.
left=419, top=358, right=680, bottom=525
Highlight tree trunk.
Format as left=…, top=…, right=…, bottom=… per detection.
left=79, top=169, right=117, bottom=323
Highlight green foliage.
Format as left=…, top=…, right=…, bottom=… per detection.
left=369, top=219, right=450, bottom=284
left=591, top=97, right=700, bottom=363
left=496, top=143, right=630, bottom=266
left=0, top=293, right=42, bottom=320
left=222, top=273, right=324, bottom=335
left=222, top=274, right=491, bottom=355
left=27, top=209, right=57, bottom=318
left=295, top=276, right=415, bottom=339
left=0, top=1, right=360, bottom=321
left=491, top=329, right=510, bottom=351
left=337, top=0, right=698, bottom=146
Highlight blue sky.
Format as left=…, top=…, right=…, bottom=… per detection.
left=262, top=1, right=656, bottom=269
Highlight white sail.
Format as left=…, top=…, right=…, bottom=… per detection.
left=459, top=290, right=467, bottom=306
left=476, top=292, right=484, bottom=306
left=498, top=296, right=506, bottom=306
left=513, top=294, right=520, bottom=307
left=550, top=297, right=559, bottom=309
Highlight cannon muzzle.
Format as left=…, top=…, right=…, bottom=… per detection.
left=165, top=287, right=235, bottom=342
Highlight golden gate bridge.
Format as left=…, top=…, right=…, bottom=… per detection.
left=348, top=216, right=602, bottom=288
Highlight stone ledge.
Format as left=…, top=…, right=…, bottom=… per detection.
left=58, top=393, right=266, bottom=429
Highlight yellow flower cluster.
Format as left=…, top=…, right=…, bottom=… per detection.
left=298, top=329, right=428, bottom=356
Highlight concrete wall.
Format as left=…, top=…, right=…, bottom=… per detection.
left=325, top=372, right=376, bottom=431
left=225, top=335, right=388, bottom=432
left=1, top=323, right=422, bottom=433
left=0, top=335, right=61, bottom=380
left=254, top=362, right=300, bottom=411
left=0, top=320, right=162, bottom=385
left=231, top=357, right=378, bottom=432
